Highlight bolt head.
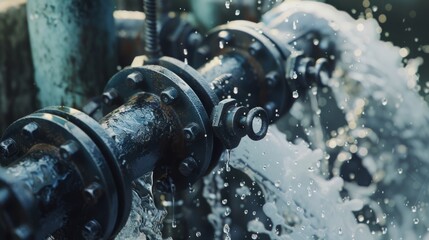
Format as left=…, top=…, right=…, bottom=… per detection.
left=187, top=32, right=203, bottom=47
left=183, top=123, right=200, bottom=142
left=0, top=138, right=17, bottom=158
left=102, top=88, right=119, bottom=106
left=218, top=31, right=232, bottom=42
left=21, top=122, right=39, bottom=140
left=126, top=72, right=144, bottom=89
left=265, top=71, right=279, bottom=87
left=82, top=220, right=101, bottom=240
left=249, top=42, right=263, bottom=56
left=179, top=157, right=197, bottom=177
left=59, top=140, right=79, bottom=161
left=83, top=182, right=102, bottom=204
left=160, top=87, right=179, bottom=105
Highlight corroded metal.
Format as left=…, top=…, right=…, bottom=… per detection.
left=27, top=0, right=117, bottom=107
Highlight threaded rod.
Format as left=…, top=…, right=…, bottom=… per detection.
left=144, top=0, right=162, bottom=64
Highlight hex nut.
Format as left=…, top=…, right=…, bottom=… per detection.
left=59, top=140, right=80, bottom=161
left=83, top=182, right=102, bottom=204
left=21, top=122, right=39, bottom=140
left=0, top=138, right=18, bottom=158
left=179, top=157, right=198, bottom=177
left=126, top=72, right=144, bottom=89
left=183, top=123, right=200, bottom=142
left=265, top=71, right=279, bottom=87
left=102, top=88, right=119, bottom=106
left=248, top=42, right=263, bottom=56
left=160, top=87, right=179, bottom=105
left=82, top=220, right=101, bottom=240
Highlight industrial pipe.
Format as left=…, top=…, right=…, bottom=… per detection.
left=0, top=2, right=333, bottom=239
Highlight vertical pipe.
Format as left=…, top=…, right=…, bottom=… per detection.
left=27, top=0, right=117, bottom=108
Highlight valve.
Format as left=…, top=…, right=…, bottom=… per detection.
left=211, top=98, right=269, bottom=149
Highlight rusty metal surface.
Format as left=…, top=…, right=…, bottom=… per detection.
left=27, top=0, right=117, bottom=108
left=0, top=1, right=37, bottom=133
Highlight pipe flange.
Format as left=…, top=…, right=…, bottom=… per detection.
left=36, top=107, right=131, bottom=238
left=0, top=113, right=118, bottom=239
left=158, top=57, right=224, bottom=174
left=192, top=21, right=291, bottom=121
left=102, top=65, right=213, bottom=189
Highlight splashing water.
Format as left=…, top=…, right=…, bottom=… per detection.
left=265, top=1, right=429, bottom=239
left=117, top=172, right=167, bottom=240
left=217, top=126, right=372, bottom=239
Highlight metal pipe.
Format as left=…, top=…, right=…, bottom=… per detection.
left=0, top=144, right=83, bottom=239
left=100, top=92, right=180, bottom=180
left=27, top=0, right=117, bottom=108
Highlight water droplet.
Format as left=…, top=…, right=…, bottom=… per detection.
left=292, top=91, right=299, bottom=99
left=292, top=71, right=298, bottom=79
left=225, top=149, right=231, bottom=172
left=413, top=218, right=420, bottom=224
left=225, top=1, right=230, bottom=9
left=313, top=39, right=320, bottom=46
left=251, top=234, right=258, bottom=239
left=222, top=199, right=228, bottom=205
left=196, top=232, right=201, bottom=237
left=223, top=224, right=230, bottom=233
left=398, top=168, right=403, bottom=174
left=233, top=87, right=238, bottom=94
left=219, top=41, right=225, bottom=49
left=411, top=205, right=417, bottom=212
left=338, top=227, right=343, bottom=235
left=225, top=207, right=231, bottom=216
left=382, top=98, right=388, bottom=105
left=235, top=10, right=240, bottom=16
left=172, top=220, right=177, bottom=228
